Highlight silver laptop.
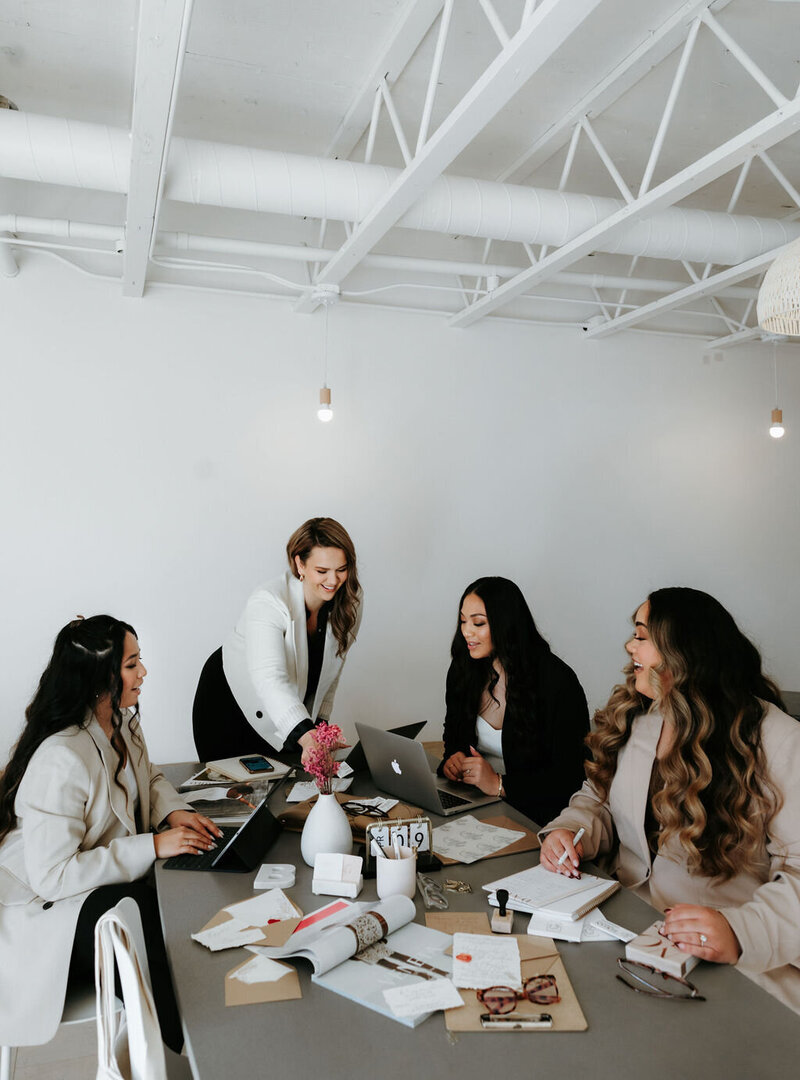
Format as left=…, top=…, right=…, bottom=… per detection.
left=354, top=722, right=502, bottom=817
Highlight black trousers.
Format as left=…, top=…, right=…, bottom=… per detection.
left=192, top=647, right=281, bottom=762
left=68, top=880, right=183, bottom=1053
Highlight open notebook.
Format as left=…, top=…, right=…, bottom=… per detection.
left=483, top=864, right=619, bottom=922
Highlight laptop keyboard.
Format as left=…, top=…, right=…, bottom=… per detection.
left=162, top=826, right=238, bottom=870
left=438, top=789, right=471, bottom=810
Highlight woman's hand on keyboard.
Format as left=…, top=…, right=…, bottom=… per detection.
left=154, top=822, right=219, bottom=859
left=165, top=809, right=223, bottom=841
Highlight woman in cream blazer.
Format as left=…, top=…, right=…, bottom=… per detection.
left=540, top=588, right=800, bottom=1014
left=193, top=517, right=362, bottom=762
left=0, top=616, right=219, bottom=1048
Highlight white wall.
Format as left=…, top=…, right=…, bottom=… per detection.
left=2, top=254, right=798, bottom=764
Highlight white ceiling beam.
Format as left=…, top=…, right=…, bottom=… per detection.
left=295, top=0, right=605, bottom=313
left=449, top=94, right=800, bottom=328
left=324, top=0, right=444, bottom=161
left=705, top=326, right=765, bottom=349
left=123, top=0, right=192, bottom=298
left=582, top=245, right=789, bottom=338
left=498, top=0, right=733, bottom=184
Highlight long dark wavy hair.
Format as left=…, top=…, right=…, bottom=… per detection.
left=447, top=577, right=552, bottom=756
left=0, top=615, right=142, bottom=844
left=586, top=587, right=787, bottom=880
left=287, top=517, right=361, bottom=657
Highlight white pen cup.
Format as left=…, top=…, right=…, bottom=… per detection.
left=375, top=846, right=417, bottom=900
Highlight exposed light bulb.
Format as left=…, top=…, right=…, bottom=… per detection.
left=317, top=386, right=333, bottom=423
left=769, top=407, right=785, bottom=439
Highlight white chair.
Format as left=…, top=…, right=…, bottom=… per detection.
left=0, top=979, right=121, bottom=1080
left=95, top=896, right=190, bottom=1080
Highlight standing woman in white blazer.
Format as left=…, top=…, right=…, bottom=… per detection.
left=192, top=517, right=363, bottom=764
left=0, top=615, right=221, bottom=1051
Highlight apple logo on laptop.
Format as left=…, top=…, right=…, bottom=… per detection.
left=391, top=759, right=402, bottom=775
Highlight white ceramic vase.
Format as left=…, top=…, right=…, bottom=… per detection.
left=300, top=792, right=353, bottom=867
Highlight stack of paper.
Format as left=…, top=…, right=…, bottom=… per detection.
left=483, top=864, right=619, bottom=922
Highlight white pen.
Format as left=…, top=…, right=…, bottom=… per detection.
left=557, top=827, right=585, bottom=866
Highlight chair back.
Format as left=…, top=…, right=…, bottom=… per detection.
left=94, top=897, right=167, bottom=1080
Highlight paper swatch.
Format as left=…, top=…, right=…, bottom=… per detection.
left=432, top=816, right=525, bottom=864
left=233, top=955, right=292, bottom=984
left=526, top=908, right=635, bottom=943
left=287, top=779, right=353, bottom=802
left=582, top=911, right=635, bottom=943
left=452, top=933, right=521, bottom=989
left=223, top=887, right=298, bottom=925
left=192, top=917, right=265, bottom=951
left=527, top=913, right=584, bottom=942
left=383, top=978, right=464, bottom=1018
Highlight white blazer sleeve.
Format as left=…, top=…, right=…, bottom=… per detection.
left=240, top=588, right=310, bottom=739
left=17, top=744, right=157, bottom=902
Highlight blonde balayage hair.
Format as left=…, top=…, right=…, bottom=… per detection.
left=286, top=517, right=361, bottom=658
left=586, top=587, right=786, bottom=881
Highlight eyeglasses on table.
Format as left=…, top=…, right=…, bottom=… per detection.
left=616, top=958, right=705, bottom=1001
left=476, top=974, right=560, bottom=1014
left=341, top=801, right=388, bottom=819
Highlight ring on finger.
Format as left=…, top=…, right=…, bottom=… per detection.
left=699, top=933, right=708, bottom=945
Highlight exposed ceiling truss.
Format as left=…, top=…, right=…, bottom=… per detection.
left=1, top=0, right=799, bottom=345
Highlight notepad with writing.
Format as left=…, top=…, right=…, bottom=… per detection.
left=483, top=865, right=620, bottom=922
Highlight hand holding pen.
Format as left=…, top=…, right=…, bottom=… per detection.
left=539, top=827, right=585, bottom=877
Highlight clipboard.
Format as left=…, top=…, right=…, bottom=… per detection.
left=424, top=916, right=587, bottom=1033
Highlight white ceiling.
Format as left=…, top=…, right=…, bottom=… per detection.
left=1, top=0, right=799, bottom=343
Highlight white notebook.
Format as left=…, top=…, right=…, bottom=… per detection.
left=483, top=864, right=620, bottom=922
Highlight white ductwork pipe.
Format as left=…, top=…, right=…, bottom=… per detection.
left=2, top=110, right=799, bottom=267
left=0, top=214, right=760, bottom=299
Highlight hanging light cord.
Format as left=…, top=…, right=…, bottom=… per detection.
left=323, top=300, right=329, bottom=388
left=774, top=344, right=779, bottom=407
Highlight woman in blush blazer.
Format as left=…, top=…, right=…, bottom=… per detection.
left=540, top=587, right=800, bottom=1014
left=192, top=517, right=362, bottom=765
left=0, top=616, right=220, bottom=1050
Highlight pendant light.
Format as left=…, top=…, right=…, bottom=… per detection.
left=757, top=237, right=800, bottom=336
left=769, top=342, right=785, bottom=439
left=312, top=285, right=339, bottom=423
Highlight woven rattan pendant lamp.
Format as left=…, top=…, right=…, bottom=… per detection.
left=757, top=237, right=800, bottom=335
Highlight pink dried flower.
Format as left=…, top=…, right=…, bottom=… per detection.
left=313, top=722, right=343, bottom=749
left=303, top=728, right=342, bottom=793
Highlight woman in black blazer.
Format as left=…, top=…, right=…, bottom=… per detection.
left=439, top=577, right=589, bottom=827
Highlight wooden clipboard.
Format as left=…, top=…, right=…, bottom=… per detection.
left=424, top=916, right=586, bottom=1033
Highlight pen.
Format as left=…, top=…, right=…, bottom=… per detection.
left=558, top=827, right=585, bottom=865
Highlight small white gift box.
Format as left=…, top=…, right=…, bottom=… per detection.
left=311, top=852, right=364, bottom=898
left=625, top=921, right=701, bottom=978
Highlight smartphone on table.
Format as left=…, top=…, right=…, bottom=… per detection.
left=239, top=755, right=275, bottom=774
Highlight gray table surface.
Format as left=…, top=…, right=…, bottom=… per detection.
left=156, top=764, right=800, bottom=1079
